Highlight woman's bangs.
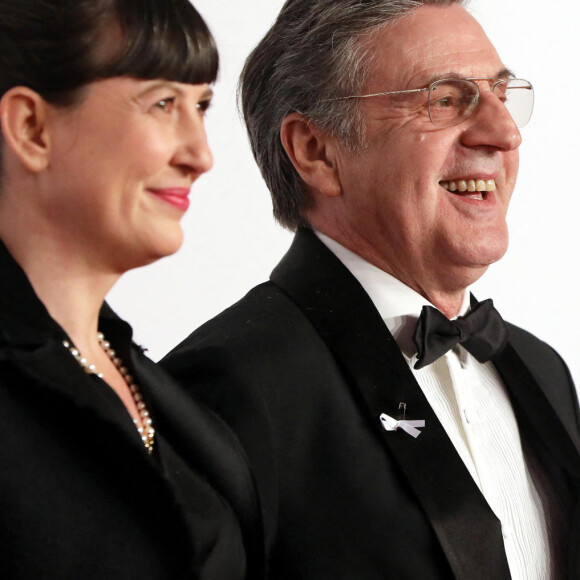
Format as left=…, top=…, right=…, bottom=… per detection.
left=103, top=0, right=218, bottom=85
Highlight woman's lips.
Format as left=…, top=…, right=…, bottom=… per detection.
left=148, top=187, right=191, bottom=211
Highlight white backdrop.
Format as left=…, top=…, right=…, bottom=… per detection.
left=108, top=0, right=580, bottom=388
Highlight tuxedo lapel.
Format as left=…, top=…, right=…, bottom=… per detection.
left=270, top=229, right=510, bottom=579
left=493, top=340, right=580, bottom=479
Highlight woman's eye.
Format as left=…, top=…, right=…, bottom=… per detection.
left=154, top=97, right=176, bottom=111
left=196, top=99, right=212, bottom=116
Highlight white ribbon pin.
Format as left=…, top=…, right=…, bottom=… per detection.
left=380, top=413, right=425, bottom=439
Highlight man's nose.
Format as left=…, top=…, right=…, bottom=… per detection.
left=460, top=91, right=522, bottom=151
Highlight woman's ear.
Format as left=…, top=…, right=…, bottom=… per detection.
left=281, top=112, right=342, bottom=198
left=0, top=87, right=51, bottom=173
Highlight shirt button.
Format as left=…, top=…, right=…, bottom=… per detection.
left=502, top=524, right=513, bottom=540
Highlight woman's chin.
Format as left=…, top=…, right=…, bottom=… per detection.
left=118, top=229, right=185, bottom=271
left=147, top=234, right=184, bottom=263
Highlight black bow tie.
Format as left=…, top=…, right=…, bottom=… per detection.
left=412, top=298, right=509, bottom=370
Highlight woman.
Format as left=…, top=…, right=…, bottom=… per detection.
left=0, top=0, right=263, bottom=578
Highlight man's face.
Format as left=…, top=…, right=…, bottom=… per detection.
left=322, top=4, right=521, bottom=297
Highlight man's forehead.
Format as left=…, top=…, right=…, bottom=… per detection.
left=366, top=5, right=505, bottom=90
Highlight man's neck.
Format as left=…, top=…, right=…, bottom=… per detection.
left=313, top=228, right=477, bottom=319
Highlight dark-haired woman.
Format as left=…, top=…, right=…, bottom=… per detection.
left=0, top=1, right=263, bottom=578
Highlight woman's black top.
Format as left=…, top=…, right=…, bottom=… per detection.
left=0, top=239, right=263, bottom=579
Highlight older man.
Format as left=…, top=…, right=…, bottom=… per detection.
left=163, top=1, right=580, bottom=578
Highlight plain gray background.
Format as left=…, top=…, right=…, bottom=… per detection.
left=108, top=0, right=580, bottom=388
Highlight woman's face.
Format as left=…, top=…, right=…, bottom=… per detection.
left=43, top=76, right=213, bottom=270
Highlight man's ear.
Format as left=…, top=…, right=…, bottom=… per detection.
left=281, top=112, right=342, bottom=198
left=0, top=87, right=51, bottom=173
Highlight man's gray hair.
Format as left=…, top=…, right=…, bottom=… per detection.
left=239, top=0, right=465, bottom=230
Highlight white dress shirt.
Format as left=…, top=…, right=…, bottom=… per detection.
left=316, top=231, right=561, bottom=579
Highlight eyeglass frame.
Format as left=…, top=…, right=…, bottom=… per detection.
left=323, top=77, right=534, bottom=128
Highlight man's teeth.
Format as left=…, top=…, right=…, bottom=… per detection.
left=440, top=179, right=496, bottom=192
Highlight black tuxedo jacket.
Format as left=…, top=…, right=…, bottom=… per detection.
left=0, top=239, right=264, bottom=579
left=163, top=228, right=580, bottom=579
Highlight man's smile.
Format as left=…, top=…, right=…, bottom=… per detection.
left=439, top=178, right=497, bottom=200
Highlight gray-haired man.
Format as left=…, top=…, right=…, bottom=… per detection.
left=163, top=1, right=580, bottom=577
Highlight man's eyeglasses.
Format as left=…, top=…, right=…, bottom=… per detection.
left=327, top=78, right=534, bottom=129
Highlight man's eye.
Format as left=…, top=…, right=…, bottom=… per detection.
left=434, top=96, right=455, bottom=108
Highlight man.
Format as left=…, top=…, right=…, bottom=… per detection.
left=163, top=1, right=580, bottom=577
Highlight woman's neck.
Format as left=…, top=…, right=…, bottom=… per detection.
left=1, top=222, right=120, bottom=353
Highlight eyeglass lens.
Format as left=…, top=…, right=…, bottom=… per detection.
left=427, top=79, right=534, bottom=128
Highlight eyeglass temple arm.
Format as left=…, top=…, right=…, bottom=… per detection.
left=324, top=79, right=532, bottom=103
left=325, top=87, right=428, bottom=102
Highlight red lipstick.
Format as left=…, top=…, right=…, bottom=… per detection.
left=149, top=188, right=190, bottom=211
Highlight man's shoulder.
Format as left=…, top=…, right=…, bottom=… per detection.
left=163, top=279, right=323, bottom=366
left=506, top=321, right=568, bottom=367
left=504, top=321, right=575, bottom=395
left=191, top=280, right=306, bottom=342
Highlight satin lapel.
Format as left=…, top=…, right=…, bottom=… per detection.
left=133, top=353, right=265, bottom=579
left=493, top=342, right=580, bottom=479
left=271, top=229, right=510, bottom=580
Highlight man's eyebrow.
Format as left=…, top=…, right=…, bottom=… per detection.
left=427, top=68, right=516, bottom=83
left=495, top=67, right=516, bottom=79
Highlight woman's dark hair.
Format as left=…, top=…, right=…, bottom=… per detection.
left=0, top=0, right=219, bottom=106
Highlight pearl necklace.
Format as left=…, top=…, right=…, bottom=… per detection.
left=62, top=332, right=155, bottom=454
